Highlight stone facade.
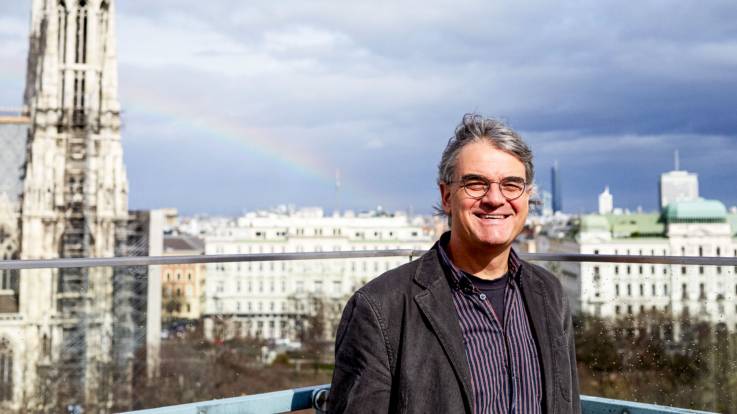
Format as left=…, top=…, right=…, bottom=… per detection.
left=201, top=207, right=435, bottom=341
left=0, top=1, right=131, bottom=412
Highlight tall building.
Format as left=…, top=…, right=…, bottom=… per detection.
left=659, top=149, right=698, bottom=210
left=202, top=207, right=434, bottom=341
left=598, top=186, right=613, bottom=215
left=0, top=1, right=145, bottom=412
left=660, top=170, right=699, bottom=210
left=551, top=161, right=562, bottom=213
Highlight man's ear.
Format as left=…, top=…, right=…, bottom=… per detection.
left=440, top=183, right=452, bottom=215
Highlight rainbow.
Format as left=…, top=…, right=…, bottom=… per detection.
left=122, top=83, right=383, bottom=208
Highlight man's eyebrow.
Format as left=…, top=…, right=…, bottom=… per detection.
left=460, top=174, right=487, bottom=181
left=460, top=174, right=525, bottom=181
left=504, top=176, right=526, bottom=182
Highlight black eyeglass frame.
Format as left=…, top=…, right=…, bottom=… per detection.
left=448, top=175, right=529, bottom=201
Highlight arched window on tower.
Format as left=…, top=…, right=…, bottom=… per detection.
left=57, top=1, right=68, bottom=63
left=0, top=338, right=12, bottom=402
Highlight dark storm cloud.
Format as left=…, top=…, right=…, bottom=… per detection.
left=1, top=1, right=736, bottom=213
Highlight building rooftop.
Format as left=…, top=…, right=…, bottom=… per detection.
left=163, top=234, right=205, bottom=253
left=663, top=198, right=728, bottom=223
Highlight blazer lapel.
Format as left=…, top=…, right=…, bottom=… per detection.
left=518, top=265, right=555, bottom=414
left=413, top=250, right=474, bottom=412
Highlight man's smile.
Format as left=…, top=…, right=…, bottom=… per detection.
left=473, top=212, right=513, bottom=221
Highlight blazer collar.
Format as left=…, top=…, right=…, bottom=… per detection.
left=412, top=242, right=474, bottom=412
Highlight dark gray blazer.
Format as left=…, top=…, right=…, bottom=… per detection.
left=328, top=243, right=581, bottom=413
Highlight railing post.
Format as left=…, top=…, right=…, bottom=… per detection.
left=312, top=387, right=329, bottom=413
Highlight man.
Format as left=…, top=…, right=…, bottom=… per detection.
left=328, top=114, right=580, bottom=413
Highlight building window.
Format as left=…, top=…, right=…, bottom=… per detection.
left=681, top=266, right=687, bottom=275
left=699, top=246, right=703, bottom=256
left=651, top=284, right=656, bottom=296
left=638, top=265, right=643, bottom=275
left=664, top=284, right=668, bottom=295
left=699, top=266, right=704, bottom=275
left=615, top=285, right=620, bottom=297
left=615, top=305, right=621, bottom=315
left=627, top=284, right=631, bottom=296
left=0, top=338, right=12, bottom=402
left=639, top=284, right=644, bottom=296
left=614, top=266, right=619, bottom=275
left=682, top=283, right=688, bottom=300
left=626, top=266, right=631, bottom=275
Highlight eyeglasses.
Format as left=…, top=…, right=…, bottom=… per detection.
left=450, top=175, right=528, bottom=201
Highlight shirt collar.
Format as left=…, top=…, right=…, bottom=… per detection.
left=436, top=231, right=521, bottom=292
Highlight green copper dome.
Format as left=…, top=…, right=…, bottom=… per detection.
left=663, top=199, right=727, bottom=223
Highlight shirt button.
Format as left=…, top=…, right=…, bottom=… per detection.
left=479, top=293, right=487, bottom=301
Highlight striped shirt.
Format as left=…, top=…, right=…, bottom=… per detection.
left=438, top=240, right=542, bottom=414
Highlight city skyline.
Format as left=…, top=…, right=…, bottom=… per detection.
left=1, top=1, right=736, bottom=215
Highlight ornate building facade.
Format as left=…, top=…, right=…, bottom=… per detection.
left=0, top=1, right=132, bottom=412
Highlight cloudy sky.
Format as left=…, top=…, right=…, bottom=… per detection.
left=1, top=1, right=736, bottom=215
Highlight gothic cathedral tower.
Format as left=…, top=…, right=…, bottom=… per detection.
left=20, top=0, right=128, bottom=411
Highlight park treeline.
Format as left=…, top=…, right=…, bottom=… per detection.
left=575, top=311, right=737, bottom=413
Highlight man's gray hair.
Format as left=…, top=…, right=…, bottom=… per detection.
left=437, top=113, right=534, bottom=186
left=435, top=114, right=534, bottom=218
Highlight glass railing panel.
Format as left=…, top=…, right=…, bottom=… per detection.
left=2, top=253, right=734, bottom=413
left=536, top=259, right=737, bottom=414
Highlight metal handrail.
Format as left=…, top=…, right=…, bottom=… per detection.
left=122, top=384, right=716, bottom=414
left=1, top=250, right=736, bottom=270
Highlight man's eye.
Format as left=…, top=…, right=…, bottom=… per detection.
left=502, top=182, right=524, bottom=191
left=464, top=181, right=487, bottom=190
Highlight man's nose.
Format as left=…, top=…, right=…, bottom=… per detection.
left=481, top=183, right=506, bottom=207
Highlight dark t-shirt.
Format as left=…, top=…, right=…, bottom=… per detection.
left=465, top=271, right=508, bottom=324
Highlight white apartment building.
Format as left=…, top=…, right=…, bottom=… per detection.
left=202, top=207, right=435, bottom=341
left=538, top=198, right=737, bottom=334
